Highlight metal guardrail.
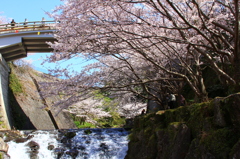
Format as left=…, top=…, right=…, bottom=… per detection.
left=0, top=20, right=57, bottom=34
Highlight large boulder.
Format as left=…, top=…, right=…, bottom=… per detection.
left=26, top=141, right=40, bottom=159
left=126, top=93, right=240, bottom=159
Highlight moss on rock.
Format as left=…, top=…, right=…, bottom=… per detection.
left=126, top=93, right=240, bottom=159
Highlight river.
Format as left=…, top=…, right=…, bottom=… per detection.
left=6, top=128, right=129, bottom=159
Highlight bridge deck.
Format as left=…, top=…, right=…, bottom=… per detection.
left=0, top=21, right=56, bottom=34
left=0, top=21, right=57, bottom=61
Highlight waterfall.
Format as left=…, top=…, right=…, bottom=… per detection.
left=7, top=128, right=129, bottom=159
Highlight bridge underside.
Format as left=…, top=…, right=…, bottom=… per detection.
left=0, top=37, right=56, bottom=61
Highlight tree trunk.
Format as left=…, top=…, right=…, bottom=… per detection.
left=233, top=0, right=240, bottom=92
left=199, top=74, right=208, bottom=102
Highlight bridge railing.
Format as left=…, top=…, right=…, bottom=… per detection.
left=0, top=20, right=57, bottom=34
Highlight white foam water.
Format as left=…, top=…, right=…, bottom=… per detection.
left=7, top=128, right=129, bottom=159
left=7, top=130, right=59, bottom=159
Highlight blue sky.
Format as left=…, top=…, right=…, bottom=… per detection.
left=0, top=0, right=62, bottom=22
left=0, top=0, right=84, bottom=73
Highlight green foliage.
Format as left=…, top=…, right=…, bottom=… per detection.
left=71, top=112, right=124, bottom=129
left=96, top=112, right=125, bottom=128
left=110, top=111, right=125, bottom=126
left=9, top=73, right=24, bottom=95
left=8, top=61, right=34, bottom=95
left=0, top=120, right=6, bottom=129
left=70, top=91, right=124, bottom=128
left=93, top=90, right=118, bottom=112
left=0, top=121, right=5, bottom=128
left=74, top=121, right=95, bottom=128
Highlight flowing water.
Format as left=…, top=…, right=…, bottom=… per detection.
left=6, top=128, right=129, bottom=159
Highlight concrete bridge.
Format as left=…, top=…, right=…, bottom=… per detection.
left=0, top=21, right=57, bottom=129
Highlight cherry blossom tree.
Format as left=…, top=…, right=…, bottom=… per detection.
left=0, top=14, right=7, bottom=24
left=41, top=0, right=240, bottom=113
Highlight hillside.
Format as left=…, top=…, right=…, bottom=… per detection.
left=8, top=63, right=76, bottom=130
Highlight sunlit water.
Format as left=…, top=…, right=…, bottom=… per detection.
left=7, top=128, right=129, bottom=159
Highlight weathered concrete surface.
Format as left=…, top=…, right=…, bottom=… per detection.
left=9, top=65, right=76, bottom=130
left=31, top=72, right=77, bottom=129
left=0, top=54, right=11, bottom=129
left=10, top=66, right=55, bottom=129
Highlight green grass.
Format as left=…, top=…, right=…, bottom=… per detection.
left=74, top=121, right=95, bottom=128
left=9, top=73, right=24, bottom=95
